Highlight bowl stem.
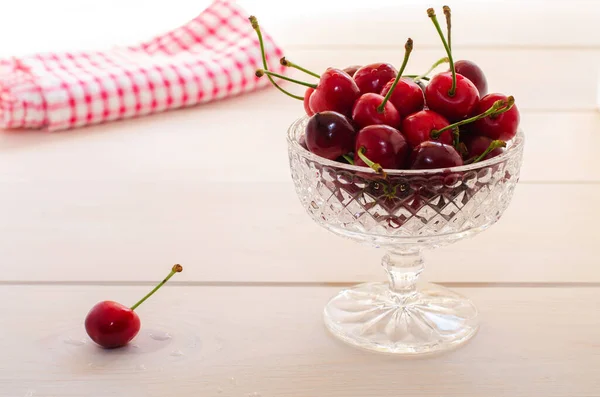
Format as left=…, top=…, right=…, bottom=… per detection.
left=382, top=250, right=424, bottom=299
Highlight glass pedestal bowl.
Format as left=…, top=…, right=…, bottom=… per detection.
left=287, top=117, right=524, bottom=355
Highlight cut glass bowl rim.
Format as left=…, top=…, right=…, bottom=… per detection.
left=287, top=115, right=525, bottom=176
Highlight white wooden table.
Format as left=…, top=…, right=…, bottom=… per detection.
left=1, top=1, right=600, bottom=396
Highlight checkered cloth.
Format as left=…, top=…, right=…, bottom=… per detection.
left=0, top=0, right=284, bottom=131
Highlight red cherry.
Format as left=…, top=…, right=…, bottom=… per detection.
left=471, top=93, right=520, bottom=141
left=410, top=141, right=463, bottom=169
left=463, top=135, right=505, bottom=160
left=309, top=68, right=360, bottom=118
left=303, top=87, right=315, bottom=116
left=305, top=111, right=356, bottom=160
left=343, top=65, right=362, bottom=78
left=352, top=93, right=400, bottom=129
left=85, top=301, right=141, bottom=349
left=353, top=63, right=398, bottom=95
left=354, top=125, right=409, bottom=170
left=380, top=78, right=425, bottom=118
left=84, top=264, right=183, bottom=349
left=401, top=110, right=453, bottom=148
left=424, top=9, right=479, bottom=121
left=425, top=72, right=479, bottom=121
left=454, top=60, right=488, bottom=96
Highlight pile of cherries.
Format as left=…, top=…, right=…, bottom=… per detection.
left=250, top=6, right=520, bottom=172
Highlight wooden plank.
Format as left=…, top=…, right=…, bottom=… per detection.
left=2, top=285, right=599, bottom=396
left=0, top=88, right=598, bottom=185
left=2, top=0, right=600, bottom=57
left=0, top=182, right=597, bottom=284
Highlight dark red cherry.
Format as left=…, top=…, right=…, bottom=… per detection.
left=343, top=65, right=362, bottom=77
left=463, top=135, right=505, bottom=161
left=454, top=60, right=488, bottom=97
left=353, top=63, right=398, bottom=95
left=401, top=110, right=453, bottom=148
left=471, top=93, right=520, bottom=141
left=352, top=93, right=400, bottom=129
left=425, top=72, right=479, bottom=121
left=410, top=141, right=463, bottom=170
left=380, top=78, right=425, bottom=118
left=354, top=125, right=409, bottom=169
left=303, top=87, right=315, bottom=116
left=305, top=111, right=356, bottom=160
left=309, top=68, right=360, bottom=118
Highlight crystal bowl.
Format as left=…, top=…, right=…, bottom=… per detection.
left=287, top=116, right=525, bottom=355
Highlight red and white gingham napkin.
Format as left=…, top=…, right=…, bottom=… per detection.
left=0, top=0, right=284, bottom=131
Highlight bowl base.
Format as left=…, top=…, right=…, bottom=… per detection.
left=323, top=282, right=479, bottom=355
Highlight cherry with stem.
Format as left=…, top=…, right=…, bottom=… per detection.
left=249, top=16, right=303, bottom=100
left=256, top=69, right=317, bottom=89
left=428, top=8, right=456, bottom=96
left=377, top=38, right=413, bottom=113
left=85, top=264, right=183, bottom=349
left=280, top=57, right=321, bottom=79
left=430, top=96, right=515, bottom=138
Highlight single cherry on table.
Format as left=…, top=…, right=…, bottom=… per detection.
left=85, top=264, right=183, bottom=349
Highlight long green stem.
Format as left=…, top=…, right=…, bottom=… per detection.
left=472, top=140, right=507, bottom=163
left=130, top=265, right=183, bottom=311
left=257, top=70, right=317, bottom=89
left=413, top=57, right=449, bottom=82
left=357, top=147, right=387, bottom=177
left=377, top=38, right=413, bottom=113
left=443, top=6, right=452, bottom=57
left=280, top=57, right=321, bottom=79
left=249, top=16, right=303, bottom=101
left=431, top=96, right=515, bottom=139
left=428, top=8, right=456, bottom=96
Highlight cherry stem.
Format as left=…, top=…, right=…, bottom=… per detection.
left=130, top=264, right=183, bottom=311
left=280, top=57, right=320, bottom=79
left=403, top=75, right=430, bottom=81
left=452, top=127, right=460, bottom=148
left=256, top=69, right=317, bottom=89
left=431, top=95, right=515, bottom=139
left=428, top=8, right=456, bottom=96
left=249, top=16, right=304, bottom=101
left=443, top=6, right=452, bottom=58
left=413, top=57, right=449, bottom=82
left=472, top=140, right=507, bottom=163
left=377, top=38, right=413, bottom=113
left=357, top=147, right=387, bottom=178
left=342, top=154, right=355, bottom=165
